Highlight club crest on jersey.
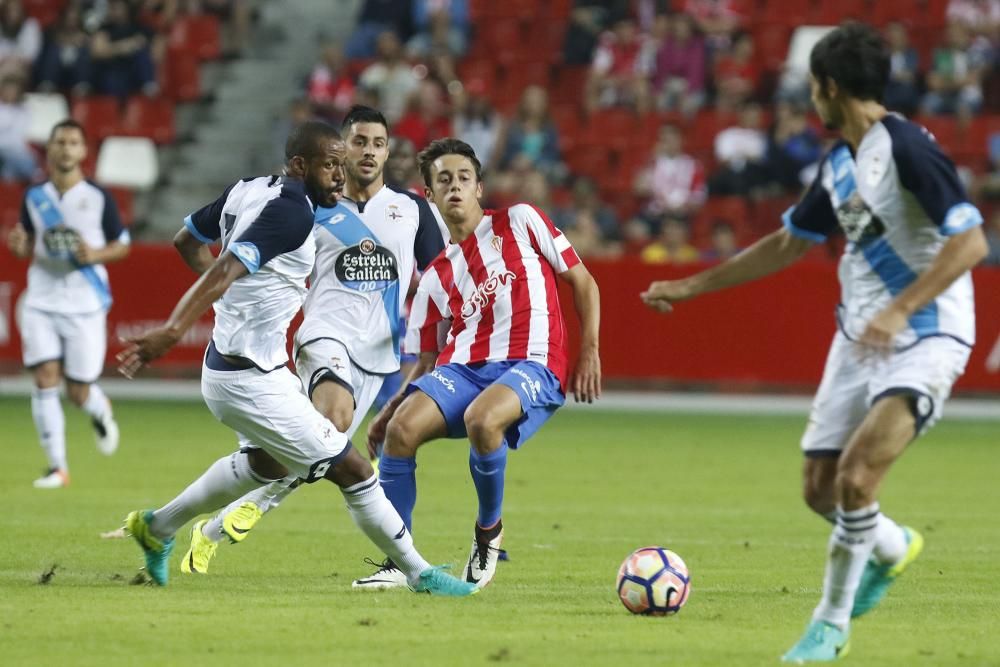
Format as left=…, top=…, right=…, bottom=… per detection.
left=460, top=269, right=515, bottom=320
left=491, top=235, right=503, bottom=254
left=386, top=204, right=403, bottom=222
left=837, top=192, right=884, bottom=247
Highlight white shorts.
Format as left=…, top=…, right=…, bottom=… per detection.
left=201, top=364, right=351, bottom=481
left=293, top=337, right=385, bottom=439
left=18, top=306, right=107, bottom=382
left=801, top=332, right=971, bottom=457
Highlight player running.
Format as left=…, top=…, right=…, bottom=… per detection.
left=177, top=105, right=446, bottom=575
left=116, top=120, right=475, bottom=596
left=640, top=22, right=987, bottom=663
left=358, top=138, right=602, bottom=590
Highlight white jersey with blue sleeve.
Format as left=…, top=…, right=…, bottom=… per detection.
left=20, top=180, right=129, bottom=314
left=184, top=175, right=316, bottom=371
left=296, top=185, right=445, bottom=374
left=782, top=114, right=981, bottom=349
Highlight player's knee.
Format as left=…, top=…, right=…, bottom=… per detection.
left=384, top=416, right=418, bottom=457
left=66, top=382, right=89, bottom=407
left=246, top=449, right=288, bottom=480
left=32, top=363, right=61, bottom=389
left=463, top=406, right=503, bottom=451
left=835, top=464, right=875, bottom=507
left=320, top=406, right=352, bottom=433
left=326, top=448, right=373, bottom=487
left=802, top=478, right=834, bottom=515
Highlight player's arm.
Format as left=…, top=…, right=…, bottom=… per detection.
left=173, top=226, right=215, bottom=274
left=560, top=263, right=602, bottom=403
left=117, top=252, right=248, bottom=378
left=641, top=227, right=813, bottom=312
left=366, top=349, right=440, bottom=457
left=7, top=198, right=35, bottom=259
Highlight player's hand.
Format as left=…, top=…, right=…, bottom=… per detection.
left=6, top=223, right=30, bottom=257
left=366, top=396, right=402, bottom=459
left=571, top=347, right=602, bottom=403
left=858, top=304, right=908, bottom=356
left=74, top=241, right=97, bottom=265
left=640, top=279, right=695, bottom=313
left=116, top=327, right=181, bottom=378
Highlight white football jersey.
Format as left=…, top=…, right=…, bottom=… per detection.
left=783, top=114, right=981, bottom=350
left=185, top=176, right=316, bottom=371
left=20, top=179, right=128, bottom=314
left=297, top=185, right=444, bottom=374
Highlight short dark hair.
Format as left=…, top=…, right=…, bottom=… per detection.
left=810, top=21, right=889, bottom=102
left=285, top=120, right=341, bottom=162
left=49, top=119, right=86, bottom=141
left=342, top=105, right=389, bottom=133
left=418, top=138, right=482, bottom=187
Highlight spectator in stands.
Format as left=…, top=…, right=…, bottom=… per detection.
left=496, top=85, right=563, bottom=180
left=683, top=0, right=745, bottom=51
left=653, top=13, right=706, bottom=117
left=359, top=31, right=419, bottom=124
left=191, top=0, right=252, bottom=58
left=713, top=30, right=757, bottom=112
left=384, top=135, right=423, bottom=193
left=633, top=123, right=706, bottom=234
left=34, top=2, right=93, bottom=95
left=0, top=74, right=37, bottom=181
left=984, top=209, right=1000, bottom=265
left=91, top=0, right=158, bottom=99
left=426, top=51, right=461, bottom=95
left=407, top=0, right=468, bottom=58
left=640, top=216, right=700, bottom=264
left=0, top=0, right=41, bottom=78
left=271, top=97, right=315, bottom=170
left=883, top=21, right=920, bottom=116
left=703, top=219, right=739, bottom=261
left=946, top=0, right=1000, bottom=41
left=563, top=0, right=629, bottom=66
left=345, top=0, right=414, bottom=59
left=766, top=100, right=820, bottom=191
left=452, top=78, right=501, bottom=168
left=306, top=42, right=356, bottom=125
left=553, top=175, right=621, bottom=243
left=394, top=79, right=452, bottom=151
left=586, top=16, right=653, bottom=113
left=922, top=22, right=988, bottom=116
left=708, top=102, right=768, bottom=196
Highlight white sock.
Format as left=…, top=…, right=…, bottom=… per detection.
left=31, top=387, right=66, bottom=471
left=80, top=383, right=111, bottom=421
left=149, top=451, right=272, bottom=539
left=813, top=502, right=880, bottom=629
left=201, top=475, right=298, bottom=543
left=872, top=512, right=908, bottom=564
left=341, top=474, right=430, bottom=582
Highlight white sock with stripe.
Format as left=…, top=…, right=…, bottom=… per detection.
left=813, top=502, right=880, bottom=629
left=872, top=512, right=908, bottom=565
left=201, top=475, right=298, bottom=543
left=31, top=387, right=67, bottom=471
left=80, top=383, right=111, bottom=422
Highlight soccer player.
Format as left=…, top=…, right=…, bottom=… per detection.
left=177, top=105, right=446, bottom=574
left=357, top=138, right=602, bottom=590
left=640, top=23, right=987, bottom=663
left=116, top=120, right=475, bottom=596
left=6, top=119, right=127, bottom=488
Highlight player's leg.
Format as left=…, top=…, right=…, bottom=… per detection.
left=62, top=309, right=119, bottom=455
left=461, top=360, right=566, bottom=588
left=20, top=306, right=69, bottom=487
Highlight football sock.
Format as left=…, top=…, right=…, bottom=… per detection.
left=341, top=474, right=430, bottom=580
left=31, top=387, right=66, bottom=471
left=469, top=444, right=507, bottom=529
left=80, top=383, right=111, bottom=421
left=378, top=453, right=417, bottom=532
left=813, top=502, right=880, bottom=629
left=201, top=475, right=298, bottom=542
left=872, top=511, right=908, bottom=564
left=149, top=451, right=273, bottom=539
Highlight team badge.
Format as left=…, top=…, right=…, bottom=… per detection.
left=491, top=235, right=503, bottom=254
left=386, top=204, right=403, bottom=222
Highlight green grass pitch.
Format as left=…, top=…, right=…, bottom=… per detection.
left=1, top=397, right=998, bottom=666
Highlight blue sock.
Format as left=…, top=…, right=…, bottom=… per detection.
left=469, top=444, right=508, bottom=528
left=377, top=453, right=417, bottom=532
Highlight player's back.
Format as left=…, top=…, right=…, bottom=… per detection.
left=300, top=185, right=443, bottom=373
left=185, top=175, right=316, bottom=371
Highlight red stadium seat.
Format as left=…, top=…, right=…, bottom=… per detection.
left=71, top=96, right=122, bottom=141
left=23, top=0, right=64, bottom=27
left=106, top=186, right=134, bottom=227
left=162, top=49, right=201, bottom=102
left=814, top=0, right=868, bottom=24
left=485, top=19, right=527, bottom=66
left=753, top=24, right=792, bottom=73
left=759, top=0, right=813, bottom=27
left=688, top=110, right=737, bottom=153
left=550, top=65, right=589, bottom=106
left=0, top=182, right=25, bottom=228
left=120, top=96, right=176, bottom=145
left=169, top=14, right=222, bottom=62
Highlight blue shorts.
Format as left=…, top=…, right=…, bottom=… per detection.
left=408, top=360, right=565, bottom=449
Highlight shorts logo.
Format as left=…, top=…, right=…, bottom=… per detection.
left=916, top=395, right=933, bottom=418
left=430, top=369, right=455, bottom=393
left=329, top=356, right=345, bottom=371
left=511, top=368, right=540, bottom=402
left=460, top=269, right=515, bottom=320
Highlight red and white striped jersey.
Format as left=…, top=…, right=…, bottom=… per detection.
left=408, top=203, right=581, bottom=388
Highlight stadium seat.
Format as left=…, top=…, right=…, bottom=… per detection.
left=458, top=59, right=497, bottom=92
left=169, top=14, right=222, bottom=62
left=814, top=0, right=867, bottom=23
left=0, top=182, right=25, bottom=228
left=95, top=137, right=159, bottom=190
left=71, top=96, right=122, bottom=142
left=120, top=96, right=176, bottom=145
left=106, top=186, right=135, bottom=226
left=24, top=92, right=69, bottom=145
left=22, top=0, right=64, bottom=27
left=753, top=24, right=793, bottom=73
left=162, top=50, right=201, bottom=102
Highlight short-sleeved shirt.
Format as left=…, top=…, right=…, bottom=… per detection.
left=21, top=179, right=128, bottom=314
left=782, top=114, right=981, bottom=349
left=407, top=203, right=582, bottom=389
left=185, top=176, right=315, bottom=371
left=298, top=185, right=445, bottom=374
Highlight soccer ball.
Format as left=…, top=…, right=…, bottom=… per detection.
left=616, top=546, right=691, bottom=616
